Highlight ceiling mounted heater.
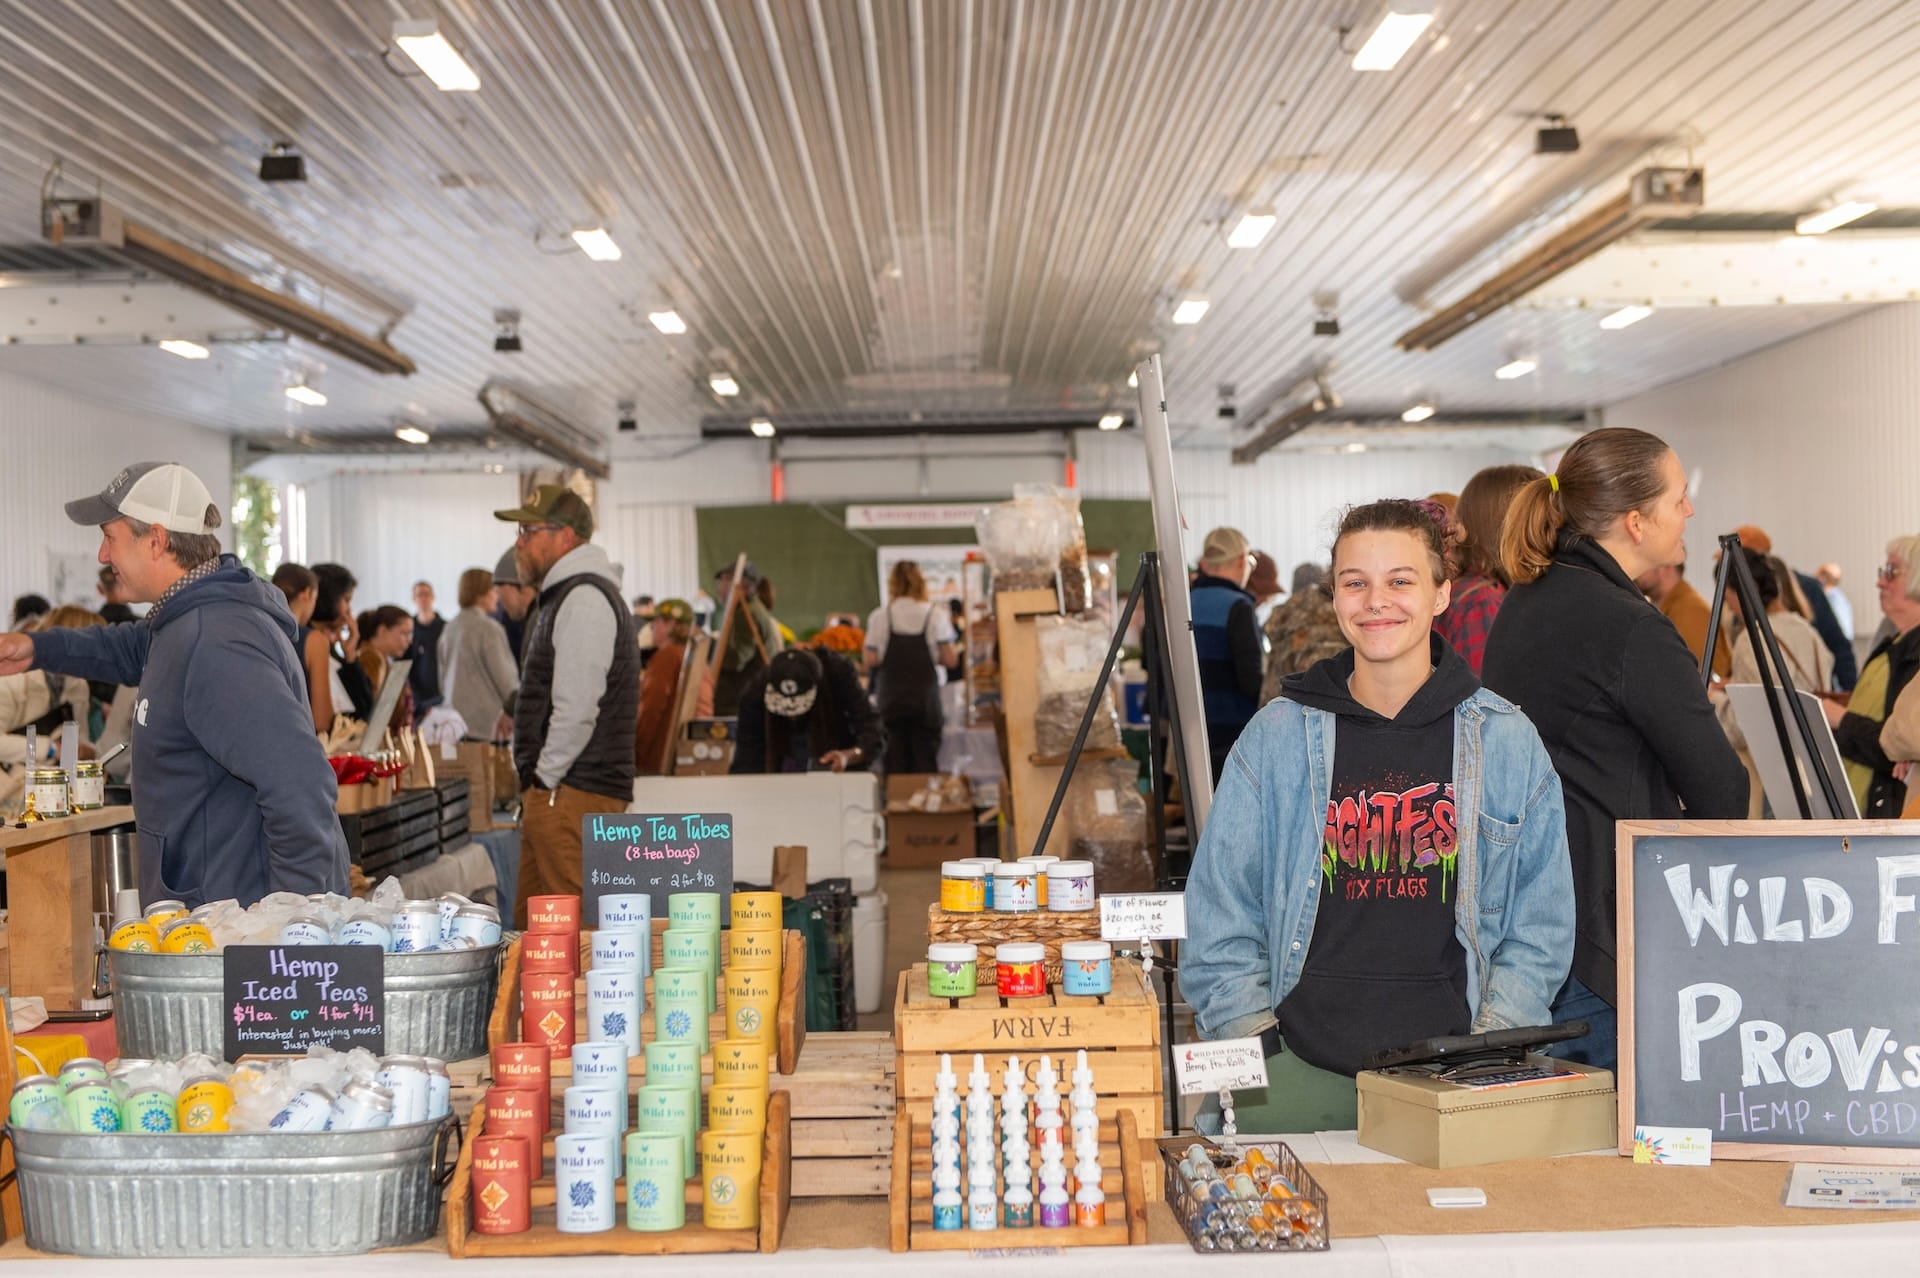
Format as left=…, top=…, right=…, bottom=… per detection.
left=478, top=379, right=609, bottom=478
left=41, top=196, right=416, bottom=376
left=1395, top=167, right=1704, bottom=352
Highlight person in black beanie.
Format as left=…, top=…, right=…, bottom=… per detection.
left=732, top=647, right=884, bottom=775
left=1482, top=427, right=1748, bottom=1071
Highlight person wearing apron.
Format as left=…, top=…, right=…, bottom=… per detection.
left=866, top=561, right=958, bottom=776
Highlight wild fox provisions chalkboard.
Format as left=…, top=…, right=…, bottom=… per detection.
left=1621, top=821, right=1920, bottom=1162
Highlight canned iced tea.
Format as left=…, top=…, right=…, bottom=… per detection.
left=120, top=1087, right=177, bottom=1134
left=178, top=1074, right=234, bottom=1133
left=158, top=919, right=215, bottom=954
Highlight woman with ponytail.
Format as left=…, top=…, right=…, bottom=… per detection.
left=1482, top=428, right=1747, bottom=1071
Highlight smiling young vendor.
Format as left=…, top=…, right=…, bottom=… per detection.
left=1183, top=499, right=1575, bottom=1131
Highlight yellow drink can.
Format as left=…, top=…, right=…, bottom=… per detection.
left=109, top=920, right=160, bottom=953
left=159, top=920, right=216, bottom=955
left=178, top=1075, right=234, bottom=1133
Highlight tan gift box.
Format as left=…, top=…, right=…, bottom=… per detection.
left=1356, top=1056, right=1618, bottom=1168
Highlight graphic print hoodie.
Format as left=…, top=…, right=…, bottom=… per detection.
left=1274, top=633, right=1480, bottom=1075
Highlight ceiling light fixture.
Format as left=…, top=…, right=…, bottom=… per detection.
left=1226, top=210, right=1277, bottom=249
left=1535, top=114, right=1580, bottom=154
left=1127, top=369, right=1138, bottom=388
left=393, top=19, right=481, bottom=92
left=749, top=417, right=776, bottom=438
left=1351, top=7, right=1434, bottom=71
left=1795, top=199, right=1877, bottom=236
left=494, top=308, right=522, bottom=353
left=1401, top=402, right=1436, bottom=422
left=1599, top=304, right=1654, bottom=330
left=1171, top=295, right=1210, bottom=325
left=1395, top=167, right=1704, bottom=352
left=1343, top=441, right=1369, bottom=454
left=648, top=310, right=686, bottom=334
left=394, top=424, right=431, bottom=445
left=571, top=228, right=621, bottom=261
left=1098, top=414, right=1125, bottom=431
left=709, top=372, right=740, bottom=397
left=158, top=339, right=210, bottom=360
left=1494, top=358, right=1538, bottom=380
left=285, top=383, right=327, bottom=406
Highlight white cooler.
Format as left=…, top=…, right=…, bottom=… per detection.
left=853, top=889, right=888, bottom=1016
left=628, top=772, right=883, bottom=893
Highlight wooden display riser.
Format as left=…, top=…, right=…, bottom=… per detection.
left=486, top=924, right=806, bottom=1076
left=773, top=1031, right=896, bottom=1199
left=888, top=1108, right=1148, bottom=1251
left=894, top=958, right=1164, bottom=1199
left=444, top=1088, right=791, bottom=1256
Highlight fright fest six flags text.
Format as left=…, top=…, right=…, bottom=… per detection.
left=1669, top=856, right=1920, bottom=1139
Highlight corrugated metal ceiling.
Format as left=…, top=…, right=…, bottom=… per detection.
left=0, top=0, right=1914, bottom=448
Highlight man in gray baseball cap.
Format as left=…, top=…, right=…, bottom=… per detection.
left=0, top=462, right=348, bottom=906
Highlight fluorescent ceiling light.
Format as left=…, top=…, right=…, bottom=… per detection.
left=571, top=228, right=621, bottom=261
left=1494, top=358, right=1537, bottom=381
left=158, top=339, right=209, bottom=360
left=1127, top=369, right=1138, bottom=388
left=1097, top=414, right=1125, bottom=431
left=749, top=417, right=776, bottom=438
left=1343, top=441, right=1369, bottom=454
left=285, top=384, right=327, bottom=406
left=393, top=20, right=480, bottom=92
left=1171, top=296, right=1210, bottom=325
left=1351, top=9, right=1433, bottom=71
left=1401, top=402, right=1436, bottom=422
left=1599, top=304, right=1654, bottom=330
left=648, top=310, right=687, bottom=334
left=1796, top=200, right=1877, bottom=236
left=709, top=372, right=740, bottom=397
left=394, top=424, right=431, bottom=445
left=1226, top=211, right=1277, bottom=249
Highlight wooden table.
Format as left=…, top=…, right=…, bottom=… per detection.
left=0, top=805, right=132, bottom=1010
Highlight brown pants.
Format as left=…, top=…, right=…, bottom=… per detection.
left=516, top=783, right=631, bottom=928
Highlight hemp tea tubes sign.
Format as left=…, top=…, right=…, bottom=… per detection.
left=223, top=945, right=385, bottom=1062
left=582, top=811, right=735, bottom=919
left=1622, top=823, right=1920, bottom=1159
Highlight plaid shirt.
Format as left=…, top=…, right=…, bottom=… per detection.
left=145, top=557, right=223, bottom=624
left=1436, top=573, right=1505, bottom=676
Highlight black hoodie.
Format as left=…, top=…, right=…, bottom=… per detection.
left=1274, top=634, right=1480, bottom=1076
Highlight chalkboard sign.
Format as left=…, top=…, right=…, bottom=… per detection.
left=1622, top=821, right=1920, bottom=1162
left=582, top=811, right=735, bottom=920
left=223, top=945, right=385, bottom=1063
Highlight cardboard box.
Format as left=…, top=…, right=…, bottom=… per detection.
left=675, top=717, right=738, bottom=777
left=424, top=742, right=495, bottom=833
left=885, top=773, right=975, bottom=867
left=1356, top=1056, right=1617, bottom=1168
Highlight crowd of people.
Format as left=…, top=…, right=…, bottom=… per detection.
left=1182, top=425, right=1920, bottom=1132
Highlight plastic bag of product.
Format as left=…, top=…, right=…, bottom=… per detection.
left=975, top=497, right=1063, bottom=594
left=1015, top=484, right=1092, bottom=613
left=1067, top=758, right=1154, bottom=894
left=1033, top=614, right=1121, bottom=757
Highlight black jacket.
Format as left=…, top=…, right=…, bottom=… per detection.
left=1482, top=533, right=1748, bottom=1003
left=1832, top=627, right=1920, bottom=816
left=732, top=648, right=885, bottom=775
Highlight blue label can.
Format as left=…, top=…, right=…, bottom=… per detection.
left=390, top=903, right=442, bottom=954
left=337, top=917, right=393, bottom=950
left=376, top=1057, right=433, bottom=1125
left=269, top=1086, right=336, bottom=1132
left=277, top=915, right=332, bottom=946
left=555, top=1132, right=616, bottom=1233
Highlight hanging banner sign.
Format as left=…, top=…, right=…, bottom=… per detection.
left=845, top=504, right=981, bottom=530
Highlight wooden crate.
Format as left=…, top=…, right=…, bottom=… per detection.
left=887, top=1108, right=1148, bottom=1250
left=893, top=957, right=1164, bottom=1200
left=445, top=1087, right=791, bottom=1256
left=774, top=1030, right=896, bottom=1198
left=486, top=921, right=808, bottom=1076
left=926, top=901, right=1102, bottom=982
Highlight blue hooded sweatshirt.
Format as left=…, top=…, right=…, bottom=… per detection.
left=31, top=556, right=348, bottom=907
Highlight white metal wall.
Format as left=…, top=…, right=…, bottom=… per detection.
left=0, top=370, right=231, bottom=613
left=1605, top=302, right=1920, bottom=639
left=303, top=472, right=520, bottom=611
left=1076, top=432, right=1541, bottom=573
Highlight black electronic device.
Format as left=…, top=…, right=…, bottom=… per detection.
left=259, top=145, right=306, bottom=182
left=1360, top=1020, right=1587, bottom=1074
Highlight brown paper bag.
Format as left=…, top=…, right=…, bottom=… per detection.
left=489, top=744, right=519, bottom=805
left=772, top=845, right=808, bottom=899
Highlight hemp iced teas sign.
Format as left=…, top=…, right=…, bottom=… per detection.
left=1626, top=826, right=1920, bottom=1156
left=582, top=811, right=734, bottom=919
left=223, top=945, right=384, bottom=1062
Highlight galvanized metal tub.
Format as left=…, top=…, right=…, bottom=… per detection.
left=111, top=944, right=501, bottom=1061
left=10, top=1117, right=455, bottom=1257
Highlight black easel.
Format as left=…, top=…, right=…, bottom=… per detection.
left=1024, top=550, right=1201, bottom=1131
left=1701, top=532, right=1847, bottom=819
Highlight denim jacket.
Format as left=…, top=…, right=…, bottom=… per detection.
left=1183, top=688, right=1575, bottom=1049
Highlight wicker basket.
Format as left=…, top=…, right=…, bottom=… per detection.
left=925, top=902, right=1101, bottom=982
